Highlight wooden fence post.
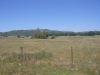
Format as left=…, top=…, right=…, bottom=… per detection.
left=20, top=47, right=23, bottom=62
left=71, top=47, right=74, bottom=67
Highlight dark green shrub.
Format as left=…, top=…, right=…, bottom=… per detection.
left=22, top=36, right=24, bottom=38
left=17, top=35, right=21, bottom=38
left=51, top=35, right=55, bottom=39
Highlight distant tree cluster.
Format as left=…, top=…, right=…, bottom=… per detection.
left=33, top=28, right=48, bottom=39
left=0, top=29, right=100, bottom=38
left=49, top=31, right=100, bottom=36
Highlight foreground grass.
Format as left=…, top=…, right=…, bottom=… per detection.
left=0, top=36, right=100, bottom=75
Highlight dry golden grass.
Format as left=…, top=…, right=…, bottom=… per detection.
left=0, top=36, right=100, bottom=75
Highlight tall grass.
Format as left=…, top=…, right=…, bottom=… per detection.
left=0, top=36, right=100, bottom=75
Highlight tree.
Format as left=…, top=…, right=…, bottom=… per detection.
left=33, top=28, right=48, bottom=39
left=17, top=35, right=21, bottom=38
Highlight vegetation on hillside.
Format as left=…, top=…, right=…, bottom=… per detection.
left=0, top=29, right=100, bottom=37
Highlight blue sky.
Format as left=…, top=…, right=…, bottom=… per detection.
left=0, top=0, right=100, bottom=32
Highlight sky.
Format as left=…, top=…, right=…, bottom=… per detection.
left=0, top=0, right=100, bottom=32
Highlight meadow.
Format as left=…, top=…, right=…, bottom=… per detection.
left=0, top=36, right=100, bottom=75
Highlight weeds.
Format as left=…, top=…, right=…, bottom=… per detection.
left=0, top=50, right=53, bottom=63
left=0, top=36, right=100, bottom=75
left=34, top=50, right=53, bottom=60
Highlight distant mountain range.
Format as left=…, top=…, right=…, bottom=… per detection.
left=0, top=29, right=100, bottom=36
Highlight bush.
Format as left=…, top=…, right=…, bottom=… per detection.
left=51, top=35, right=55, bottom=39
left=17, top=35, right=21, bottom=38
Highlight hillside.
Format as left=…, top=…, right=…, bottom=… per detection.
left=0, top=29, right=100, bottom=36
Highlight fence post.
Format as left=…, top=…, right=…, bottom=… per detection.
left=71, top=47, right=74, bottom=67
left=20, top=47, right=23, bottom=62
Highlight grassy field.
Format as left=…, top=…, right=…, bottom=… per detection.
left=0, top=36, right=100, bottom=75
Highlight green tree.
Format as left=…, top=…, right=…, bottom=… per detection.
left=33, top=28, right=48, bottom=39
left=17, top=35, right=21, bottom=38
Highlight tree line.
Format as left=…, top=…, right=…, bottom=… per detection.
left=0, top=29, right=100, bottom=38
